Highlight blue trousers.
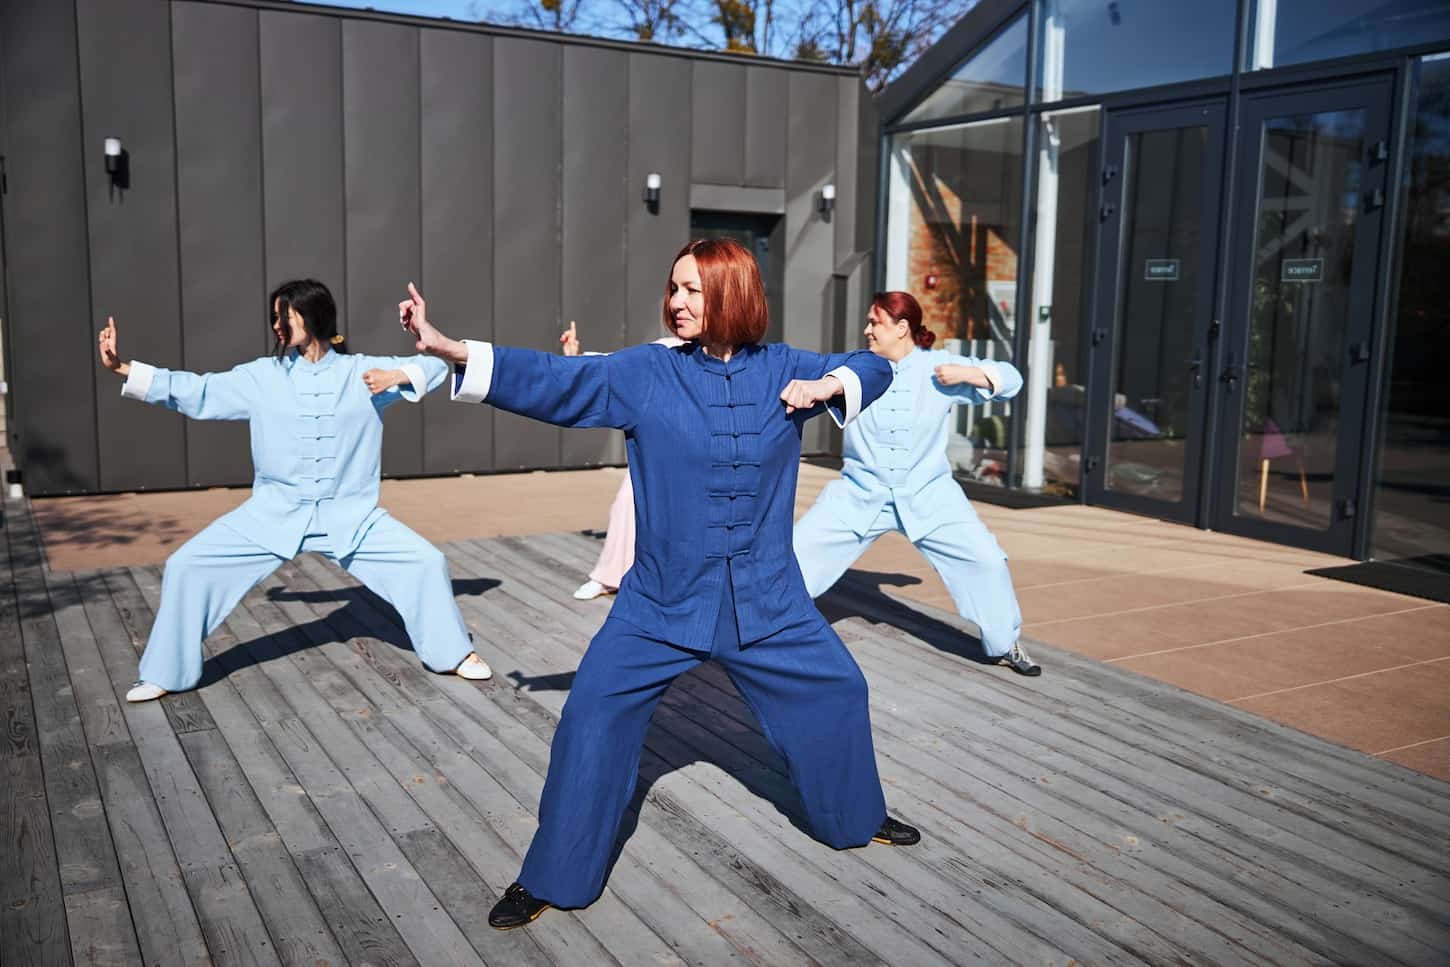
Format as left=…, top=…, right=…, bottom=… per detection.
left=518, top=576, right=888, bottom=908
left=794, top=499, right=1023, bottom=657
left=137, top=512, right=473, bottom=692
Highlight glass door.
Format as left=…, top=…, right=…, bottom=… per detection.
left=1213, top=78, right=1394, bottom=554
left=1085, top=101, right=1228, bottom=522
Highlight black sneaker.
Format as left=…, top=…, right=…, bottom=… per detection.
left=488, top=882, right=551, bottom=930
left=1001, top=642, right=1042, bottom=677
left=871, top=815, right=921, bottom=846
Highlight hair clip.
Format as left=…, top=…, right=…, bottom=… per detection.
left=330, top=334, right=345, bottom=345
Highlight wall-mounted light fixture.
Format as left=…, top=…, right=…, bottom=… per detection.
left=103, top=136, right=129, bottom=194
left=643, top=172, right=662, bottom=214
left=818, top=183, right=835, bottom=222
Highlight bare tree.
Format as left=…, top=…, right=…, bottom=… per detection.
left=788, top=0, right=971, bottom=88
left=614, top=0, right=689, bottom=41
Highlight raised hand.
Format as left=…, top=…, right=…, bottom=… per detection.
left=98, top=316, right=129, bottom=376
left=559, top=320, right=580, bottom=356
left=778, top=375, right=843, bottom=415
left=362, top=368, right=404, bottom=395
left=398, top=282, right=466, bottom=363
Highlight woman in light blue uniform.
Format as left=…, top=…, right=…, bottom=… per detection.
left=97, top=278, right=491, bottom=702
left=794, top=290, right=1041, bottom=676
left=398, top=240, right=921, bottom=930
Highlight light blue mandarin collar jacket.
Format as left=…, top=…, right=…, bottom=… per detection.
left=822, top=347, right=1023, bottom=541
left=121, top=348, right=446, bottom=559
left=452, top=339, right=893, bottom=650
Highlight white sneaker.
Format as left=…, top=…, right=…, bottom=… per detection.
left=1000, top=642, right=1042, bottom=677
left=455, top=653, right=493, bottom=681
left=572, top=579, right=615, bottom=601
left=125, top=681, right=168, bottom=703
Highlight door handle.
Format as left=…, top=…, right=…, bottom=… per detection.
left=1220, top=351, right=1241, bottom=386
left=1188, top=351, right=1204, bottom=388
left=1350, top=341, right=1371, bottom=364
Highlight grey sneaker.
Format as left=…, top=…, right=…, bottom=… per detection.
left=1001, top=642, right=1042, bottom=677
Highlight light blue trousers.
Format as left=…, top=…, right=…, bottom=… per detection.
left=137, top=513, right=473, bottom=692
left=794, top=499, right=1023, bottom=657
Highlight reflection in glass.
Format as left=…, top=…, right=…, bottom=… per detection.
left=1250, top=0, right=1450, bottom=71
left=1104, top=126, right=1208, bottom=502
left=1036, top=0, right=1234, bottom=102
left=1373, top=54, right=1450, bottom=575
left=901, top=15, right=1027, bottom=124
left=1023, top=107, right=1099, bottom=498
left=883, top=118, right=1023, bottom=484
left=1236, top=110, right=1365, bottom=527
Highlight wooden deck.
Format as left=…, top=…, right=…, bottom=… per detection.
left=3, top=489, right=1449, bottom=967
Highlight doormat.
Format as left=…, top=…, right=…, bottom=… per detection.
left=1306, top=556, right=1450, bottom=605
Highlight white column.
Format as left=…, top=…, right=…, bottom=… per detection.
left=884, top=137, right=913, bottom=291
left=1023, top=6, right=1066, bottom=490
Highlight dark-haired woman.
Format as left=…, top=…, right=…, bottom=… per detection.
left=793, top=291, right=1041, bottom=676
left=97, top=279, right=491, bottom=703
left=398, top=240, right=920, bottom=928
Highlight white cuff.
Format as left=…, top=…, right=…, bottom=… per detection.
left=397, top=363, right=427, bottom=403
left=977, top=361, right=1002, bottom=400
left=450, top=340, right=495, bottom=404
left=824, top=365, right=862, bottom=428
left=121, top=360, right=156, bottom=401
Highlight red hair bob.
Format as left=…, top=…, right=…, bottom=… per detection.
left=872, top=290, right=934, bottom=349
left=665, top=238, right=770, bottom=347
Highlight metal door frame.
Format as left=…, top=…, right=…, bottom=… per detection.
left=1083, top=98, right=1229, bottom=523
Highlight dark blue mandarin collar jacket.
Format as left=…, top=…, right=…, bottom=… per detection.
left=452, top=339, right=892, bottom=649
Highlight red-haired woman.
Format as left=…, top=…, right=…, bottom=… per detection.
left=794, top=291, right=1041, bottom=676
left=399, top=239, right=919, bottom=929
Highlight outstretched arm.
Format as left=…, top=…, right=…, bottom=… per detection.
left=100, top=316, right=253, bottom=420
left=781, top=348, right=893, bottom=426
left=399, top=284, right=645, bottom=430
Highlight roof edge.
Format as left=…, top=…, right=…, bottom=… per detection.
left=193, top=0, right=866, bottom=76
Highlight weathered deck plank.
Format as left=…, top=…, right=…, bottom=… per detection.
left=4, top=514, right=1449, bottom=967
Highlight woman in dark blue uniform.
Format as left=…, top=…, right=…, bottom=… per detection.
left=400, top=239, right=920, bottom=928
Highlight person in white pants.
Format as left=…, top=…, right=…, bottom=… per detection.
left=793, top=290, right=1041, bottom=676
left=98, top=278, right=491, bottom=702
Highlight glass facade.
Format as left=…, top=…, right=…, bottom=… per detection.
left=883, top=0, right=1450, bottom=563
left=902, top=15, right=1028, bottom=124
left=1373, top=54, right=1450, bottom=573
left=885, top=118, right=1023, bottom=480
left=1250, top=0, right=1450, bottom=70
left=1023, top=107, right=1098, bottom=497
left=1036, top=0, right=1235, bottom=101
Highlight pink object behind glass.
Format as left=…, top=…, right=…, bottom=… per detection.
left=589, top=472, right=636, bottom=589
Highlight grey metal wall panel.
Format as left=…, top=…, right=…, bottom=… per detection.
left=172, top=1, right=264, bottom=488
left=691, top=60, right=746, bottom=187
left=854, top=80, right=879, bottom=258
left=833, top=75, right=860, bottom=268
left=260, top=11, right=345, bottom=325
left=420, top=28, right=494, bottom=475
left=76, top=0, right=186, bottom=491
left=561, top=45, right=629, bottom=468
left=783, top=71, right=837, bottom=451
left=0, top=0, right=98, bottom=494
left=745, top=67, right=788, bottom=188
left=343, top=18, right=424, bottom=477
left=493, top=37, right=562, bottom=470
left=627, top=53, right=692, bottom=347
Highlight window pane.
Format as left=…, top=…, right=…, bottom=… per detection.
left=1036, top=0, right=1234, bottom=102
left=1372, top=53, right=1450, bottom=574
left=902, top=16, right=1027, bottom=124
left=1022, top=107, right=1099, bottom=497
left=1250, top=0, right=1450, bottom=70
left=883, top=118, right=1024, bottom=483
